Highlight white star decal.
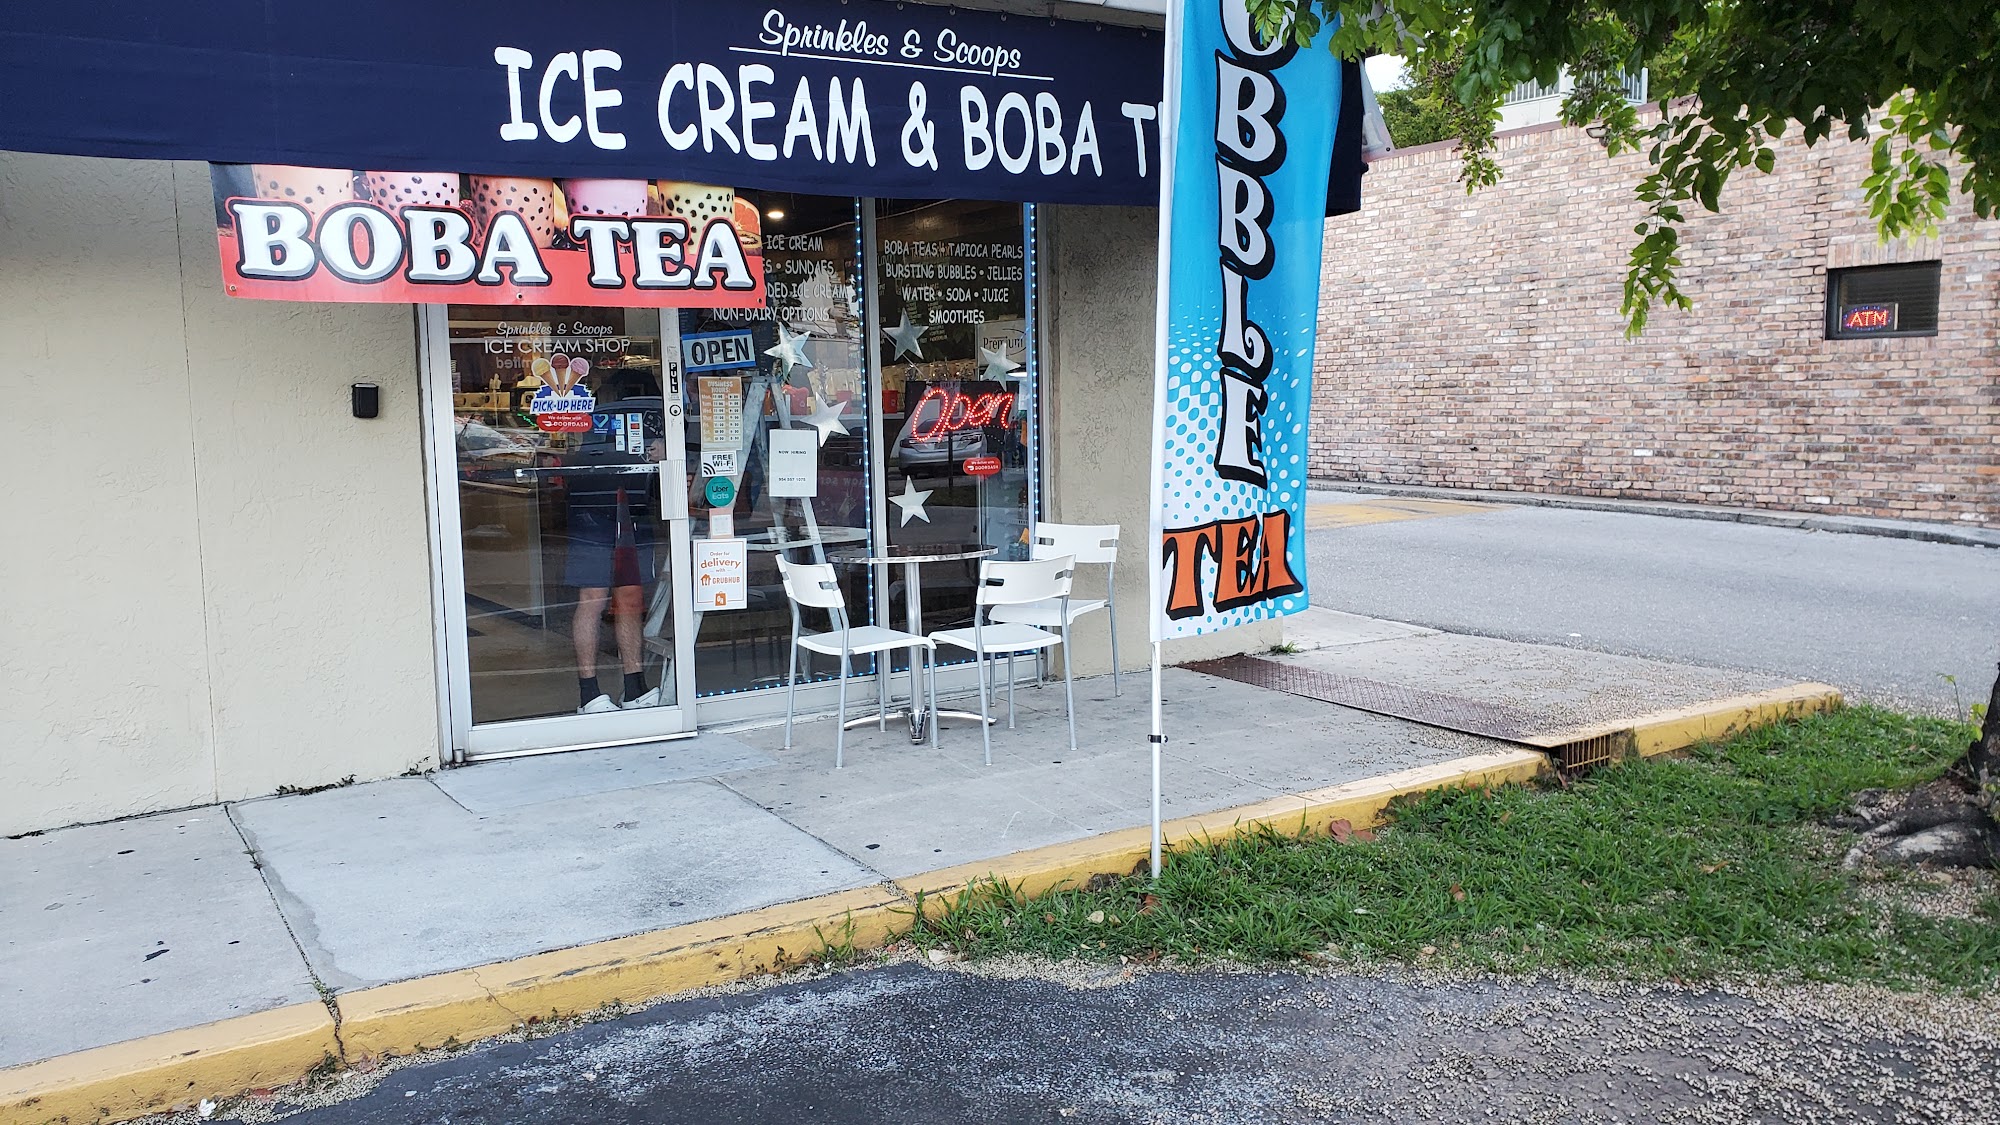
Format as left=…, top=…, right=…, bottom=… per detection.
left=764, top=325, right=815, bottom=377
left=890, top=477, right=933, bottom=526
left=882, top=310, right=927, bottom=361
left=979, top=345, right=1022, bottom=382
left=801, top=395, right=849, bottom=446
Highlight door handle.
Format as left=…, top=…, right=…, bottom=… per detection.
left=660, top=459, right=689, bottom=520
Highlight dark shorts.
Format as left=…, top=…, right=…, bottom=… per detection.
left=564, top=507, right=656, bottom=590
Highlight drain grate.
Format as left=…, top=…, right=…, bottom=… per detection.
left=1545, top=731, right=1633, bottom=774
left=1187, top=656, right=1542, bottom=742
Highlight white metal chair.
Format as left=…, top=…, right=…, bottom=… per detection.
left=930, top=556, right=1078, bottom=765
left=987, top=522, right=1121, bottom=694
left=777, top=557, right=936, bottom=768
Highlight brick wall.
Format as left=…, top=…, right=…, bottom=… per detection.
left=1312, top=119, right=2000, bottom=527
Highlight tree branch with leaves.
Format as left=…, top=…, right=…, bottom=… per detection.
left=1246, top=0, right=1999, bottom=334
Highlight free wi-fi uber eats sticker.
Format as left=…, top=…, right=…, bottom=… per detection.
left=211, top=165, right=765, bottom=309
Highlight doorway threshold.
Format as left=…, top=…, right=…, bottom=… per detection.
left=461, top=728, right=698, bottom=764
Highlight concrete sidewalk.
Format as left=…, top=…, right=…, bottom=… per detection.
left=1, top=610, right=1839, bottom=1123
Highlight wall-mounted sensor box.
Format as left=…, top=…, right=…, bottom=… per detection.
left=351, top=383, right=380, bottom=419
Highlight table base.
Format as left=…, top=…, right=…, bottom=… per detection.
left=841, top=705, right=995, bottom=743
left=823, top=547, right=1001, bottom=746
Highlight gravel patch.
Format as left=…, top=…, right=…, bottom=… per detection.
left=167, top=954, right=2000, bottom=1125
left=1853, top=863, right=1998, bottom=921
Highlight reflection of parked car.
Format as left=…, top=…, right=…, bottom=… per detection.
left=455, top=419, right=539, bottom=481
left=894, top=427, right=988, bottom=476
left=569, top=396, right=679, bottom=516
left=892, top=380, right=1008, bottom=476
left=577, top=396, right=667, bottom=462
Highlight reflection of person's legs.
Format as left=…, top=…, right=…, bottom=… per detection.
left=612, top=584, right=644, bottom=676
left=574, top=586, right=611, bottom=708
left=608, top=514, right=656, bottom=706
left=570, top=489, right=657, bottom=711
left=573, top=584, right=648, bottom=710
left=567, top=495, right=620, bottom=712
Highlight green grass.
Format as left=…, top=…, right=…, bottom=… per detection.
left=903, top=706, right=2000, bottom=989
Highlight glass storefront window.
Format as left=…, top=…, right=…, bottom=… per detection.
left=444, top=190, right=873, bottom=729
left=439, top=191, right=1041, bottom=739
left=873, top=200, right=1037, bottom=647
left=687, top=192, right=873, bottom=698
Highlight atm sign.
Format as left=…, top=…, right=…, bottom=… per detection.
left=1840, top=304, right=1897, bottom=333
left=683, top=330, right=758, bottom=372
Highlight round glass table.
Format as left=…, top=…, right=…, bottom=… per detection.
left=827, top=543, right=997, bottom=742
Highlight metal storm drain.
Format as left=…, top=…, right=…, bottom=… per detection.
left=1544, top=731, right=1630, bottom=774
left=1187, top=656, right=1542, bottom=742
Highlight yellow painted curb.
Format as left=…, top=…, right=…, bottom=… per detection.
left=1525, top=682, right=1843, bottom=758
left=896, top=747, right=1549, bottom=905
left=1305, top=497, right=1503, bottom=531
left=336, top=884, right=905, bottom=1061
left=0, top=1002, right=337, bottom=1125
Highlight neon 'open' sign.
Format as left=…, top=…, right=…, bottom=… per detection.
left=908, top=386, right=1016, bottom=442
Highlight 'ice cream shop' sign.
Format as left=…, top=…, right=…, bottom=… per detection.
left=5, top=0, right=1163, bottom=207
left=212, top=168, right=766, bottom=308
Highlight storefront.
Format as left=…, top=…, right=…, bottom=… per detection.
left=422, top=192, right=1047, bottom=758
left=0, top=0, right=1364, bottom=833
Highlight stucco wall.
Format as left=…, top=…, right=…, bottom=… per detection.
left=0, top=155, right=215, bottom=831
left=1041, top=204, right=1280, bottom=675
left=0, top=154, right=440, bottom=835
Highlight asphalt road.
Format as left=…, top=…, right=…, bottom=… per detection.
left=222, top=961, right=1997, bottom=1125
left=1305, top=495, right=2000, bottom=715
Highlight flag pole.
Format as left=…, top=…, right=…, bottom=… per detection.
left=1145, top=0, right=1185, bottom=883
left=1150, top=641, right=1163, bottom=878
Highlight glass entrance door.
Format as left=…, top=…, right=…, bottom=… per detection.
left=424, top=304, right=697, bottom=758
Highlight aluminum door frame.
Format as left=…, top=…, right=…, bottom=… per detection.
left=418, top=304, right=699, bottom=761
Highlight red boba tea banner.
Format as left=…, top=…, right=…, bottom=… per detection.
left=210, top=165, right=765, bottom=308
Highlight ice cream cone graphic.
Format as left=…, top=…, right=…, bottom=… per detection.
left=547, top=354, right=591, bottom=395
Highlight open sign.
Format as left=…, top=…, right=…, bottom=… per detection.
left=683, top=330, right=758, bottom=372
left=907, top=385, right=1016, bottom=442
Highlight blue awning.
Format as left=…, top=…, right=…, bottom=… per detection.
left=2, top=0, right=1364, bottom=211
left=3, top=0, right=1167, bottom=205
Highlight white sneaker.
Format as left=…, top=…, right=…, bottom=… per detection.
left=578, top=694, right=617, bottom=714
left=621, top=687, right=662, bottom=709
